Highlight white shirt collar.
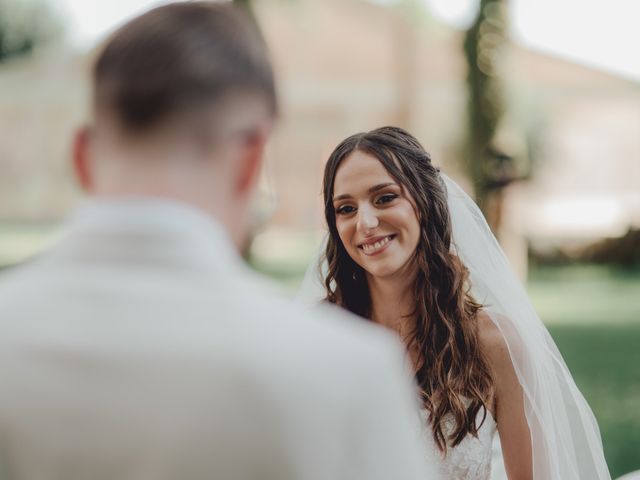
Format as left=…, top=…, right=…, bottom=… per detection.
left=58, top=196, right=241, bottom=270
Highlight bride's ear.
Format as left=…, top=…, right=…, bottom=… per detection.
left=72, top=126, right=94, bottom=192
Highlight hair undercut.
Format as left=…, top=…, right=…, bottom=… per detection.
left=93, top=2, right=277, bottom=141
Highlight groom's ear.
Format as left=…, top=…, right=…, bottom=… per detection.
left=234, top=124, right=270, bottom=197
left=72, top=125, right=94, bottom=193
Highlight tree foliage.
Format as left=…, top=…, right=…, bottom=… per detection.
left=463, top=0, right=515, bottom=232
left=0, top=0, right=61, bottom=63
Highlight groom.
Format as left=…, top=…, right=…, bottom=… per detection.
left=0, top=3, right=438, bottom=479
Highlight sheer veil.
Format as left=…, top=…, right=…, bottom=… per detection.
left=297, top=174, right=611, bottom=480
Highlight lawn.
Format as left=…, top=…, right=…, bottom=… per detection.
left=529, top=265, right=640, bottom=478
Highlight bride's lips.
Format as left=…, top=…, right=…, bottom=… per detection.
left=358, top=234, right=396, bottom=256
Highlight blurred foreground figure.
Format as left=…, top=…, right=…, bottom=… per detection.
left=0, top=3, right=439, bottom=479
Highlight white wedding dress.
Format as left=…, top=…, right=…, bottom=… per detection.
left=420, top=409, right=501, bottom=480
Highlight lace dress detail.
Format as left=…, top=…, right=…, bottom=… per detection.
left=421, top=409, right=497, bottom=480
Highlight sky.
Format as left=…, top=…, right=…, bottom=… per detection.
left=53, top=0, right=640, bottom=82
left=389, top=0, right=640, bottom=82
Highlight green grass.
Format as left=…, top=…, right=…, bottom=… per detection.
left=529, top=265, right=640, bottom=478
left=547, top=323, right=640, bottom=477
left=529, top=264, right=640, bottom=326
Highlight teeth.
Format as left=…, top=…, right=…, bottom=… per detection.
left=362, top=235, right=392, bottom=253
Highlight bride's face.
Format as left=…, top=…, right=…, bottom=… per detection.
left=332, top=150, right=421, bottom=280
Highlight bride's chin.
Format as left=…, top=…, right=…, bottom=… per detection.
left=363, top=265, right=395, bottom=279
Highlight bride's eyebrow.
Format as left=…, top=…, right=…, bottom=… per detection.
left=333, top=182, right=398, bottom=202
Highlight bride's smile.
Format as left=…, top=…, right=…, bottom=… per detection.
left=359, top=234, right=396, bottom=255
left=332, top=150, right=420, bottom=279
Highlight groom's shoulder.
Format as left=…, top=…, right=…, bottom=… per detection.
left=0, top=259, right=44, bottom=306
left=246, top=303, right=407, bottom=402
left=230, top=273, right=405, bottom=370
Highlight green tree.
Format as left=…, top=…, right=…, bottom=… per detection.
left=463, top=0, right=524, bottom=234
left=0, top=0, right=61, bottom=63
left=233, top=0, right=252, bottom=8
left=233, top=0, right=256, bottom=22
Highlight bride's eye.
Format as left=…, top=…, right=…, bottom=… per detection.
left=336, top=204, right=356, bottom=215
left=376, top=194, right=398, bottom=205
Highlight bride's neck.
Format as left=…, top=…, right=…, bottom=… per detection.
left=367, top=273, right=415, bottom=334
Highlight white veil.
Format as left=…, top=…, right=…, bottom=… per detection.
left=297, top=174, right=611, bottom=480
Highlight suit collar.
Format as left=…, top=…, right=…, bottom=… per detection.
left=51, top=197, right=242, bottom=272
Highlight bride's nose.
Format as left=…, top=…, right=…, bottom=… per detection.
left=357, top=206, right=379, bottom=232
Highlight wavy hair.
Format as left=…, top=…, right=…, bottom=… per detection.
left=322, top=126, right=494, bottom=452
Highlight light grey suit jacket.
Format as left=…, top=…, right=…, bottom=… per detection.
left=0, top=199, right=439, bottom=480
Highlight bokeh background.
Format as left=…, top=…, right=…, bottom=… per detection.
left=0, top=0, right=638, bottom=476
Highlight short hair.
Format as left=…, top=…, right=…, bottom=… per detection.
left=93, top=2, right=277, bottom=139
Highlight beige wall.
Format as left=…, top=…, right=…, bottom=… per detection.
left=0, top=0, right=638, bottom=250
left=505, top=47, right=640, bottom=242
left=0, top=50, right=88, bottom=221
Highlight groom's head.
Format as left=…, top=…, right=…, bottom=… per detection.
left=73, top=2, right=277, bottom=246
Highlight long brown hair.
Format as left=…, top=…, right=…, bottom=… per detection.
left=322, top=126, right=494, bottom=452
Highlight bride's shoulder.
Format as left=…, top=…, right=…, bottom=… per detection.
left=476, top=310, right=514, bottom=378
left=476, top=311, right=522, bottom=413
left=476, top=311, right=505, bottom=348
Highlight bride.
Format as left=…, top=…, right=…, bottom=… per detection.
left=299, top=126, right=611, bottom=479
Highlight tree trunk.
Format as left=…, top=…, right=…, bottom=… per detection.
left=463, top=0, right=510, bottom=235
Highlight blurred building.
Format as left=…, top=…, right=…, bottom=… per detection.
left=0, top=48, right=86, bottom=222
left=0, top=0, right=638, bottom=268
left=506, top=46, right=640, bottom=245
